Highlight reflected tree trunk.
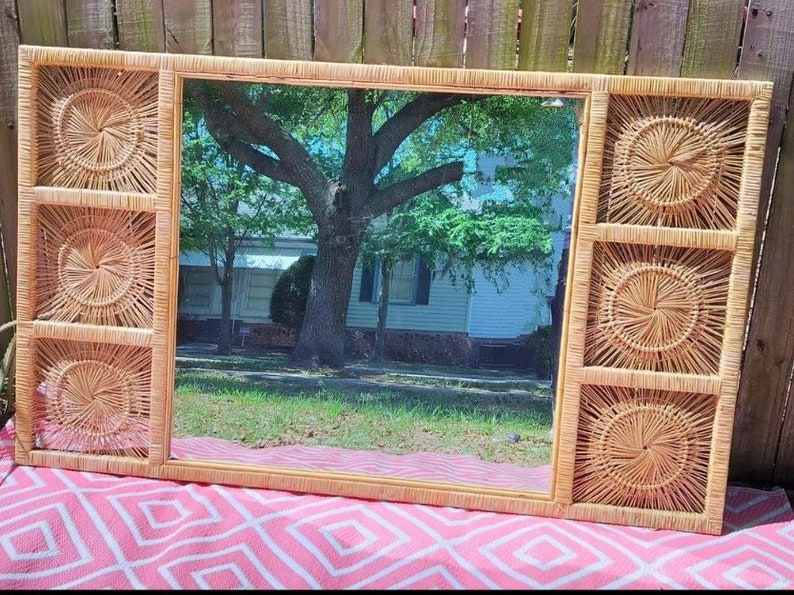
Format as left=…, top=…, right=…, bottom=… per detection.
left=215, top=237, right=236, bottom=356
left=289, top=221, right=363, bottom=369
left=192, top=82, right=469, bottom=369
left=374, top=261, right=392, bottom=362
left=217, top=267, right=233, bottom=355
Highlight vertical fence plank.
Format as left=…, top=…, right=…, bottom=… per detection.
left=314, top=0, right=363, bottom=62
left=115, top=0, right=166, bottom=52
left=17, top=0, right=68, bottom=46
left=213, top=0, right=263, bottom=58
left=768, top=102, right=794, bottom=487
left=163, top=0, right=213, bottom=54
left=65, top=0, right=115, bottom=48
left=263, top=0, right=312, bottom=60
left=626, top=0, right=691, bottom=76
left=571, top=0, right=634, bottom=73
left=363, top=0, right=413, bottom=65
left=466, top=0, right=520, bottom=69
left=731, top=0, right=794, bottom=486
left=0, top=0, right=19, bottom=316
left=414, top=0, right=466, bottom=68
left=681, top=0, right=744, bottom=78
left=518, top=0, right=575, bottom=72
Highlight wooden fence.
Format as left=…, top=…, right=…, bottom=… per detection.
left=0, top=0, right=792, bottom=488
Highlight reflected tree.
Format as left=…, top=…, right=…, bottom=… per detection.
left=180, top=107, right=310, bottom=355
left=188, top=82, right=577, bottom=368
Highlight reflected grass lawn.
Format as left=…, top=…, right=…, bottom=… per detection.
left=173, top=369, right=554, bottom=467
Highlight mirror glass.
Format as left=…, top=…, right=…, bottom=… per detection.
left=171, top=79, right=582, bottom=494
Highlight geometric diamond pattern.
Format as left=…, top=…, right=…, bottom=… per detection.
left=1, top=520, right=59, bottom=561
left=2, top=420, right=792, bottom=589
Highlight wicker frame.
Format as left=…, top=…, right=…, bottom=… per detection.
left=14, top=45, right=772, bottom=535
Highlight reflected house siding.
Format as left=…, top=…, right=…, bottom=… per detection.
left=177, top=242, right=562, bottom=368
left=177, top=152, right=574, bottom=367
left=466, top=263, right=551, bottom=339
left=346, top=265, right=470, bottom=333
left=177, top=232, right=571, bottom=368
left=177, top=239, right=313, bottom=345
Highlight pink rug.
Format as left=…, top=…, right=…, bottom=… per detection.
left=1, top=417, right=793, bottom=589
left=171, top=435, right=553, bottom=493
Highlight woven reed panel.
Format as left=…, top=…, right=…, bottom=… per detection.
left=574, top=385, right=716, bottom=513
left=32, top=338, right=152, bottom=457
left=597, top=96, right=750, bottom=230
left=35, top=205, right=156, bottom=327
left=35, top=66, right=159, bottom=193
left=565, top=93, right=760, bottom=521
left=585, top=243, right=732, bottom=375
left=19, top=61, right=159, bottom=460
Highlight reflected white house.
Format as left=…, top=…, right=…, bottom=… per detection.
left=178, top=154, right=574, bottom=373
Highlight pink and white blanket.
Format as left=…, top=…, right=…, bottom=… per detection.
left=1, top=417, right=792, bottom=589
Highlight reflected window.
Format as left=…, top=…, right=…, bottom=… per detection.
left=389, top=258, right=416, bottom=302
left=359, top=257, right=432, bottom=305
left=181, top=266, right=213, bottom=310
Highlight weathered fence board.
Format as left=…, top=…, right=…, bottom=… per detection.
left=163, top=0, right=213, bottom=55
left=768, top=99, right=794, bottom=487
left=314, top=0, right=363, bottom=63
left=65, top=0, right=115, bottom=49
left=572, top=0, right=634, bottom=74
left=115, top=0, right=166, bottom=52
left=17, top=0, right=68, bottom=47
left=517, top=0, right=575, bottom=72
left=414, top=0, right=466, bottom=68
left=626, top=0, right=691, bottom=76
left=263, top=0, right=313, bottom=61
left=466, top=0, right=520, bottom=70
left=0, top=0, right=18, bottom=316
left=732, top=0, right=794, bottom=486
left=681, top=0, right=744, bottom=79
left=363, top=0, right=413, bottom=65
left=213, top=0, right=264, bottom=58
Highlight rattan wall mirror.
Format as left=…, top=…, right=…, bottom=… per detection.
left=14, top=45, right=771, bottom=535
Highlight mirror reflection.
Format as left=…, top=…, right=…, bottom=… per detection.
left=171, top=79, right=581, bottom=494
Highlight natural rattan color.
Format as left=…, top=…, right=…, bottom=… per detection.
left=32, top=338, right=152, bottom=458
left=584, top=242, right=732, bottom=374
left=13, top=45, right=773, bottom=535
left=35, top=205, right=156, bottom=327
left=598, top=96, right=750, bottom=230
left=574, top=384, right=715, bottom=513
left=35, top=66, right=159, bottom=194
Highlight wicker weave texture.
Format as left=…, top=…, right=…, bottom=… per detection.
left=574, top=385, right=715, bottom=513
left=598, top=96, right=750, bottom=230
left=35, top=66, right=159, bottom=194
left=35, top=205, right=156, bottom=327
left=13, top=46, right=773, bottom=535
left=32, top=338, right=152, bottom=458
left=584, top=242, right=732, bottom=374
